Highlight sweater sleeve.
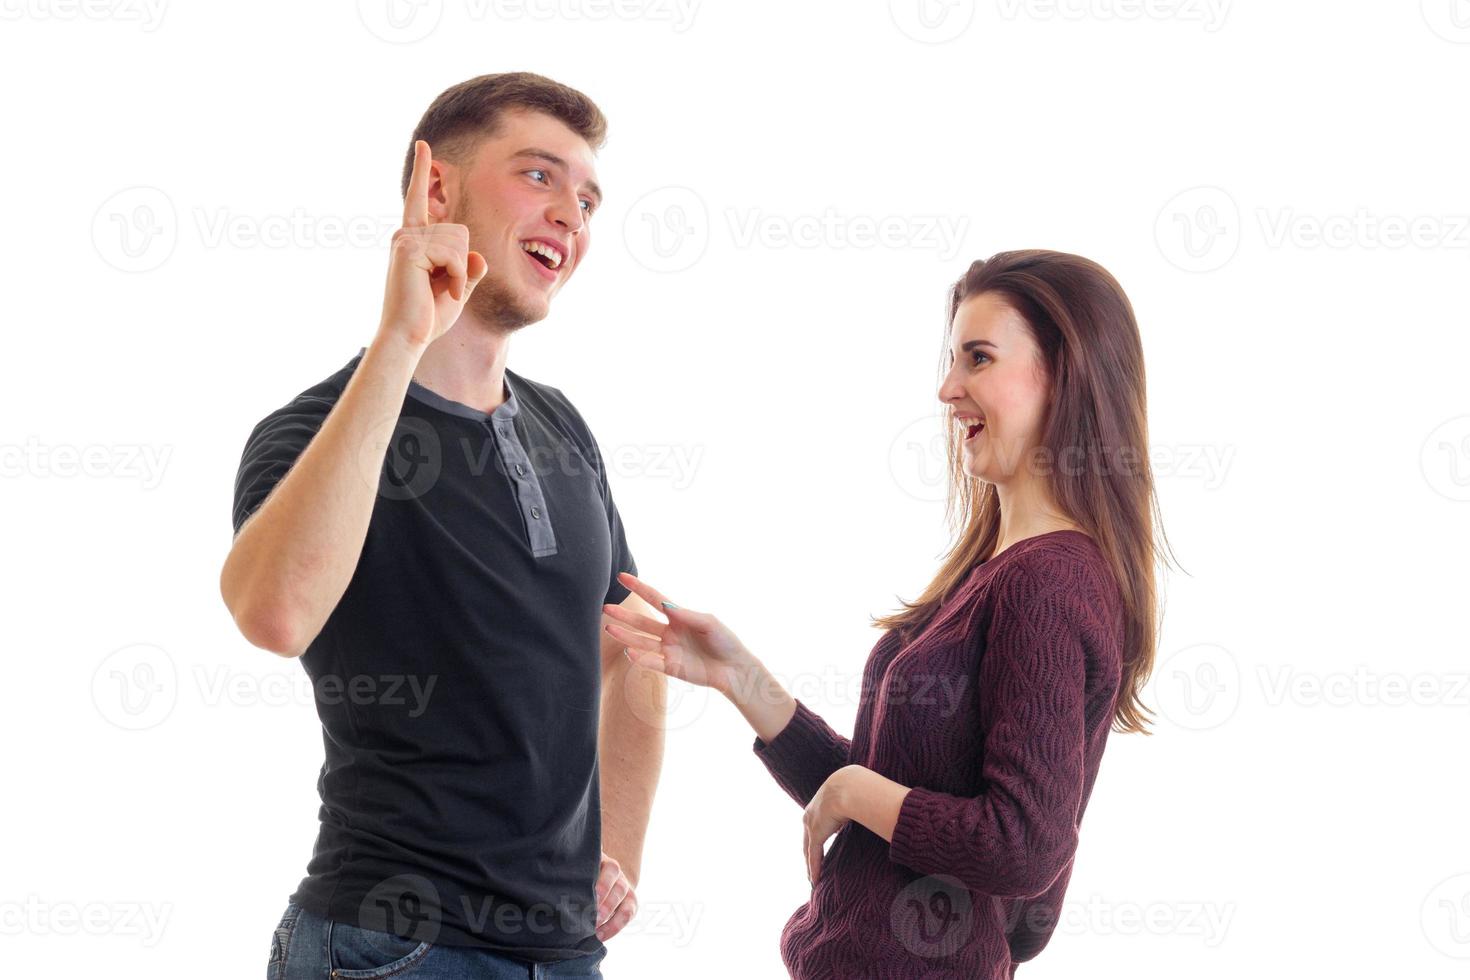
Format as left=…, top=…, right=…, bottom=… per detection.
left=888, top=563, right=1091, bottom=898
left=1003, top=852, right=1075, bottom=965
left=752, top=698, right=852, bottom=808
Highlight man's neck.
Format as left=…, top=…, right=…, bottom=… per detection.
left=411, top=321, right=514, bottom=415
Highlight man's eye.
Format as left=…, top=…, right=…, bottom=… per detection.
left=580, top=200, right=595, bottom=215
left=527, top=169, right=548, bottom=183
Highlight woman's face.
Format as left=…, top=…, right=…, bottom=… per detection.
left=938, top=291, right=1053, bottom=485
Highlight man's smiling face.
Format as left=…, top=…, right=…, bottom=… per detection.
left=444, top=107, right=602, bottom=331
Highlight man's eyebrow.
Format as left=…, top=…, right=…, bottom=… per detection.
left=511, top=148, right=603, bottom=204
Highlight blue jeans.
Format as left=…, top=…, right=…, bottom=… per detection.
left=266, top=901, right=607, bottom=979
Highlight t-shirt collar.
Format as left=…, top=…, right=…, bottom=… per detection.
left=354, top=346, right=519, bottom=422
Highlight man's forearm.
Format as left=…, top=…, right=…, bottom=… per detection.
left=598, top=650, right=666, bottom=886
left=220, top=329, right=423, bottom=656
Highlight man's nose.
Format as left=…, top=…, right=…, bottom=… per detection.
left=549, top=195, right=584, bottom=234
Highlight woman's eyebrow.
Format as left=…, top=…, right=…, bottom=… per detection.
left=510, top=148, right=603, bottom=205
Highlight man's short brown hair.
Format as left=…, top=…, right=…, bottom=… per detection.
left=400, top=72, right=607, bottom=199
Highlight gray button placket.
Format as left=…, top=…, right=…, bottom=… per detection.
left=489, top=409, right=558, bottom=558
left=390, top=355, right=559, bottom=559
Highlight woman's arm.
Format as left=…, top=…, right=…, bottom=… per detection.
left=601, top=574, right=853, bottom=808
left=823, top=764, right=912, bottom=843
left=726, top=658, right=798, bottom=744
left=741, top=660, right=854, bottom=808
left=884, top=564, right=1110, bottom=899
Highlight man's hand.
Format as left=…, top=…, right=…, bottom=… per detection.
left=594, top=851, right=638, bottom=942
left=380, top=139, right=488, bottom=351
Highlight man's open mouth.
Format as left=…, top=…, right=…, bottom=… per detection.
left=520, top=240, right=564, bottom=271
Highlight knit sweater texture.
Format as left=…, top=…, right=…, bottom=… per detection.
left=753, top=529, right=1125, bottom=979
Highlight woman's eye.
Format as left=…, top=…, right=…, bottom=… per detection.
left=970, top=351, right=990, bottom=365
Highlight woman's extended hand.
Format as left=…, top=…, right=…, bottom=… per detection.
left=602, top=572, right=757, bottom=699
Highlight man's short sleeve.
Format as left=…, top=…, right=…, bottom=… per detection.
left=588, top=431, right=637, bottom=607
left=231, top=395, right=334, bottom=536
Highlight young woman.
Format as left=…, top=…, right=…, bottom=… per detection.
left=604, top=249, right=1168, bottom=979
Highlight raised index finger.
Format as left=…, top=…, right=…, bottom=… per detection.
left=403, top=139, right=431, bottom=228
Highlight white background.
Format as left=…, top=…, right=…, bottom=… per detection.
left=3, top=1, right=1469, bottom=976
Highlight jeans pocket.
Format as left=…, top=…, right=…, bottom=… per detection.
left=327, top=917, right=434, bottom=978
left=266, top=902, right=303, bottom=980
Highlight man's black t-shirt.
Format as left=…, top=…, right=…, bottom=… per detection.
left=232, top=348, right=636, bottom=961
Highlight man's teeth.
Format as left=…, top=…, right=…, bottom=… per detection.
left=520, top=241, right=564, bottom=269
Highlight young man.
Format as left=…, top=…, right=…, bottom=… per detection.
left=221, top=73, right=663, bottom=978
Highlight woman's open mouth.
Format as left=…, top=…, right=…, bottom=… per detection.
left=965, top=421, right=986, bottom=441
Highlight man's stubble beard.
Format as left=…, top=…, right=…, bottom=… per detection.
left=453, top=199, right=548, bottom=336
left=464, top=263, right=548, bottom=336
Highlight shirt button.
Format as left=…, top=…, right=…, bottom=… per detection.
left=515, top=463, right=525, bottom=476
left=531, top=506, right=541, bottom=519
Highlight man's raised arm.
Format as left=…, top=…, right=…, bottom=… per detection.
left=219, top=139, right=486, bottom=656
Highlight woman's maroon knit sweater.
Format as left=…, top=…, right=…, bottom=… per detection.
left=753, top=530, right=1126, bottom=979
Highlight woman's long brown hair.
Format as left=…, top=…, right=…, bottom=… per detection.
left=873, top=250, right=1179, bottom=735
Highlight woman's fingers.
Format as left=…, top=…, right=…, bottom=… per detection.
left=616, top=571, right=677, bottom=612
left=804, top=825, right=815, bottom=885
left=604, top=621, right=661, bottom=654
left=602, top=602, right=668, bottom=638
